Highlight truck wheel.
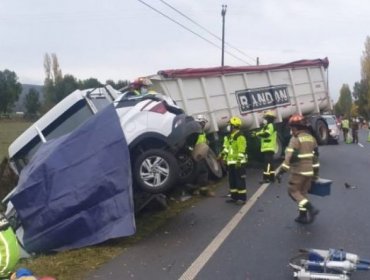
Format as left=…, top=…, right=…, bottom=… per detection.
left=133, top=149, right=178, bottom=194
left=204, top=148, right=223, bottom=179
left=314, top=119, right=329, bottom=145
left=176, top=152, right=197, bottom=184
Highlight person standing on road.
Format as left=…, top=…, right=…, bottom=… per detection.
left=351, top=118, right=359, bottom=144
left=191, top=114, right=214, bottom=197
left=220, top=116, right=248, bottom=205
left=255, top=111, right=277, bottom=184
left=280, top=114, right=319, bottom=224
left=340, top=116, right=349, bottom=142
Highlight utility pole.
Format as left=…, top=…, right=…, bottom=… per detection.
left=221, top=4, right=227, bottom=67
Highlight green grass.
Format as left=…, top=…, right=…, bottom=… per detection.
left=0, top=119, right=33, bottom=160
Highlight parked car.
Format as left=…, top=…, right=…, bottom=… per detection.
left=322, top=115, right=340, bottom=144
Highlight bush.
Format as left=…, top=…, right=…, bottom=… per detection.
left=0, top=157, right=18, bottom=203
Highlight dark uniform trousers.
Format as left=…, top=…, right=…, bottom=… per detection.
left=263, top=151, right=275, bottom=181
left=228, top=164, right=247, bottom=201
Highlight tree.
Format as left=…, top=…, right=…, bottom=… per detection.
left=24, top=87, right=41, bottom=119
left=105, top=79, right=129, bottom=90
left=0, top=70, right=22, bottom=115
left=353, top=80, right=368, bottom=119
left=334, top=84, right=352, bottom=117
left=43, top=53, right=64, bottom=108
left=360, top=36, right=370, bottom=119
left=54, top=74, right=79, bottom=103
left=79, top=78, right=102, bottom=89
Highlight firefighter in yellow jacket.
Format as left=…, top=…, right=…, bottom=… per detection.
left=281, top=114, right=320, bottom=224
left=256, top=111, right=277, bottom=183
left=220, top=116, right=248, bottom=205
left=0, top=212, right=20, bottom=278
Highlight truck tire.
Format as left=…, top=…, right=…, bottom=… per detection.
left=204, top=148, right=223, bottom=179
left=133, top=149, right=178, bottom=194
left=176, top=152, right=197, bottom=184
left=314, top=119, right=329, bottom=145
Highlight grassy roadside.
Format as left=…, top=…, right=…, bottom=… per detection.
left=0, top=119, right=33, bottom=160
left=15, top=181, right=223, bottom=280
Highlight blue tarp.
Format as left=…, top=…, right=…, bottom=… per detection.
left=10, top=104, right=136, bottom=253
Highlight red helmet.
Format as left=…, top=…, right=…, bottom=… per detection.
left=131, top=77, right=152, bottom=89
left=288, top=114, right=306, bottom=127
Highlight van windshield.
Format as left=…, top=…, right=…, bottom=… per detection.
left=11, top=99, right=94, bottom=173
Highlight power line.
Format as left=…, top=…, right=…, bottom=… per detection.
left=136, top=0, right=252, bottom=65
left=159, top=0, right=257, bottom=64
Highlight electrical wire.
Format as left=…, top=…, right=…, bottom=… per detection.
left=136, top=0, right=252, bottom=65
left=159, top=0, right=257, bottom=64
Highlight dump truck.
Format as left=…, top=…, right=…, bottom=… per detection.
left=149, top=57, right=333, bottom=159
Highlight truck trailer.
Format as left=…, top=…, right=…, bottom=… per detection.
left=149, top=57, right=333, bottom=158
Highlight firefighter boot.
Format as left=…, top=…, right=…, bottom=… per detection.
left=294, top=210, right=310, bottom=224
left=306, top=202, right=320, bottom=223
left=269, top=172, right=275, bottom=183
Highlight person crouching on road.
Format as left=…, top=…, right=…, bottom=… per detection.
left=281, top=114, right=319, bottom=224
left=220, top=116, right=248, bottom=205
left=255, top=111, right=277, bottom=184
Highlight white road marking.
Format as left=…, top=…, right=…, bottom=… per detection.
left=358, top=143, right=364, bottom=148
left=178, top=182, right=271, bottom=280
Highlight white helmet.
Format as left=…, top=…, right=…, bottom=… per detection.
left=195, top=114, right=208, bottom=124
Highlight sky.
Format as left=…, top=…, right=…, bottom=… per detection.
left=1, top=0, right=370, bottom=102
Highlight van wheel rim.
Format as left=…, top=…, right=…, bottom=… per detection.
left=140, top=156, right=170, bottom=187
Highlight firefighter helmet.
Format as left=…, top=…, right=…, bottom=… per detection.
left=229, top=116, right=242, bottom=127
left=263, top=110, right=276, bottom=119
left=131, top=77, right=152, bottom=89
left=195, top=114, right=208, bottom=124
left=288, top=114, right=306, bottom=127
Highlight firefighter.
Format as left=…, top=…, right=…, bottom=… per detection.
left=255, top=110, right=277, bottom=183
left=220, top=116, right=248, bottom=205
left=351, top=118, right=359, bottom=144
left=281, top=114, right=320, bottom=224
left=192, top=114, right=214, bottom=196
left=128, top=77, right=156, bottom=96
left=340, top=116, right=349, bottom=142
left=0, top=213, right=20, bottom=279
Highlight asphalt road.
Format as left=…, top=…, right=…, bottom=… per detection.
left=87, top=129, right=370, bottom=280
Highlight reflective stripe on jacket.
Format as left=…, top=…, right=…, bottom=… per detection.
left=256, top=123, right=277, bottom=152
left=221, top=130, right=247, bottom=165
left=0, top=227, right=20, bottom=277
left=196, top=132, right=207, bottom=145
left=282, top=131, right=318, bottom=176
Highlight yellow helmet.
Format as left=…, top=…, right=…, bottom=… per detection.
left=264, top=110, right=276, bottom=119
left=229, top=116, right=242, bottom=127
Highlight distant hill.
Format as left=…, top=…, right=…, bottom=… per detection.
left=13, top=84, right=43, bottom=113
